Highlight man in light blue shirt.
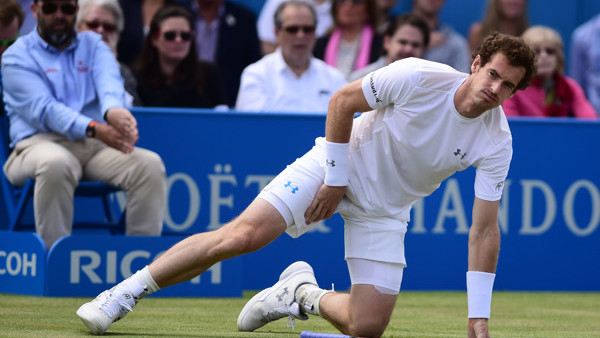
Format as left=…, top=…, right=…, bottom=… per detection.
left=1, top=0, right=167, bottom=249
left=570, top=13, right=600, bottom=116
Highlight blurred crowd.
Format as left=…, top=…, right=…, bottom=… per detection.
left=2, top=0, right=600, bottom=117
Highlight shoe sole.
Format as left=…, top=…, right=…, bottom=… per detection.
left=76, top=304, right=108, bottom=335
left=237, top=261, right=314, bottom=331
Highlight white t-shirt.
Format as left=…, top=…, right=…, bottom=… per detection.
left=341, top=57, right=512, bottom=221
left=235, top=48, right=346, bottom=113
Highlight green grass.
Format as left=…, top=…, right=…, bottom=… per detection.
left=1, top=291, right=599, bottom=337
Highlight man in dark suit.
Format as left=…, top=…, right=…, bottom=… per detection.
left=185, top=0, right=262, bottom=107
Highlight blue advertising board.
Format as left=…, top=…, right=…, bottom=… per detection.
left=45, top=235, right=242, bottom=297
left=0, top=109, right=598, bottom=296
left=0, top=231, right=46, bottom=296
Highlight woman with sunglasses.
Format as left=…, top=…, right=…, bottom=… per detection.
left=312, top=0, right=383, bottom=80
left=133, top=5, right=226, bottom=109
left=76, top=0, right=142, bottom=107
left=502, top=26, right=597, bottom=118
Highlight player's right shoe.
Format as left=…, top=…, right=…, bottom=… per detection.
left=76, top=289, right=136, bottom=335
left=237, top=261, right=318, bottom=332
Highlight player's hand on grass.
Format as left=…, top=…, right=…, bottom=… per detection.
left=304, top=184, right=346, bottom=224
left=468, top=318, right=490, bottom=338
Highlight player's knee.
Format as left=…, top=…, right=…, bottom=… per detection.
left=347, top=315, right=390, bottom=338
left=222, top=218, right=263, bottom=254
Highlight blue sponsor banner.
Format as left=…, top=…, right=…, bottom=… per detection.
left=0, top=231, right=46, bottom=296
left=0, top=109, right=598, bottom=294
left=45, top=235, right=242, bottom=297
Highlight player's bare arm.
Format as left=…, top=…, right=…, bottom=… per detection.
left=305, top=80, right=372, bottom=224
left=467, top=197, right=501, bottom=338
left=325, top=79, right=372, bottom=143
left=469, top=197, right=501, bottom=272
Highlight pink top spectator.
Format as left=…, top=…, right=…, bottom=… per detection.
left=503, top=74, right=597, bottom=119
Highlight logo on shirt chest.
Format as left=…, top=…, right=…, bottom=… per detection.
left=453, top=148, right=467, bottom=160
left=76, top=60, right=89, bottom=72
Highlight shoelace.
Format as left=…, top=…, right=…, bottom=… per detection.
left=287, top=316, right=296, bottom=330
left=263, top=302, right=306, bottom=331
left=99, top=292, right=133, bottom=319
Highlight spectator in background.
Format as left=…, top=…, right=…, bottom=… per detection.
left=312, top=0, right=383, bottom=80
left=468, top=0, right=528, bottom=53
left=0, top=0, right=24, bottom=116
left=257, top=0, right=333, bottom=56
left=376, top=0, right=399, bottom=33
left=412, top=0, right=470, bottom=73
left=18, top=0, right=36, bottom=34
left=116, top=0, right=166, bottom=67
left=184, top=0, right=261, bottom=108
left=76, top=0, right=143, bottom=107
left=1, top=0, right=167, bottom=249
left=0, top=0, right=23, bottom=65
left=236, top=0, right=345, bottom=113
left=349, top=12, right=429, bottom=81
left=134, top=5, right=225, bottom=108
left=503, top=26, right=596, bottom=119
left=570, top=13, right=600, bottom=115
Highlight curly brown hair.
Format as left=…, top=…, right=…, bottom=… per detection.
left=472, top=32, right=536, bottom=93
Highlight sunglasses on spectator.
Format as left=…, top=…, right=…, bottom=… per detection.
left=534, top=47, right=556, bottom=55
left=85, top=20, right=117, bottom=33
left=282, top=25, right=316, bottom=34
left=0, top=38, right=17, bottom=47
left=41, top=2, right=77, bottom=15
left=162, top=31, right=193, bottom=41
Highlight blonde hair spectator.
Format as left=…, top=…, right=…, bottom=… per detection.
left=502, top=25, right=597, bottom=119
left=521, top=25, right=564, bottom=73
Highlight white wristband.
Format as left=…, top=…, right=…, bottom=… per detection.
left=467, top=271, right=495, bottom=318
left=323, top=141, right=350, bottom=187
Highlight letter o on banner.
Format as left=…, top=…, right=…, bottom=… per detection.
left=165, top=173, right=201, bottom=232
left=563, top=179, right=600, bottom=236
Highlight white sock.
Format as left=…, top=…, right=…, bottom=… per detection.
left=295, top=283, right=332, bottom=316
left=115, top=266, right=160, bottom=301
left=133, top=266, right=160, bottom=294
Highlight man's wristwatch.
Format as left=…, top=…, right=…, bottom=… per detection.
left=86, top=121, right=97, bottom=138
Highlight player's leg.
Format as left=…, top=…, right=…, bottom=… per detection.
left=238, top=258, right=402, bottom=337
left=149, top=198, right=288, bottom=288
left=296, top=214, right=406, bottom=337
left=77, top=198, right=287, bottom=334
left=318, top=259, right=402, bottom=337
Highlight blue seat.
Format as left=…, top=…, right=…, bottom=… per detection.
left=0, top=113, right=125, bottom=234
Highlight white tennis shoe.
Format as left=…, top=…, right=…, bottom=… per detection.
left=237, top=261, right=318, bottom=331
left=76, top=289, right=135, bottom=335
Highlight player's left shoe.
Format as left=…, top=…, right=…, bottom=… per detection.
left=237, top=261, right=318, bottom=332
left=76, top=288, right=136, bottom=335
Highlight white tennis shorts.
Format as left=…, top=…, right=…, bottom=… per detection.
left=258, top=143, right=408, bottom=288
